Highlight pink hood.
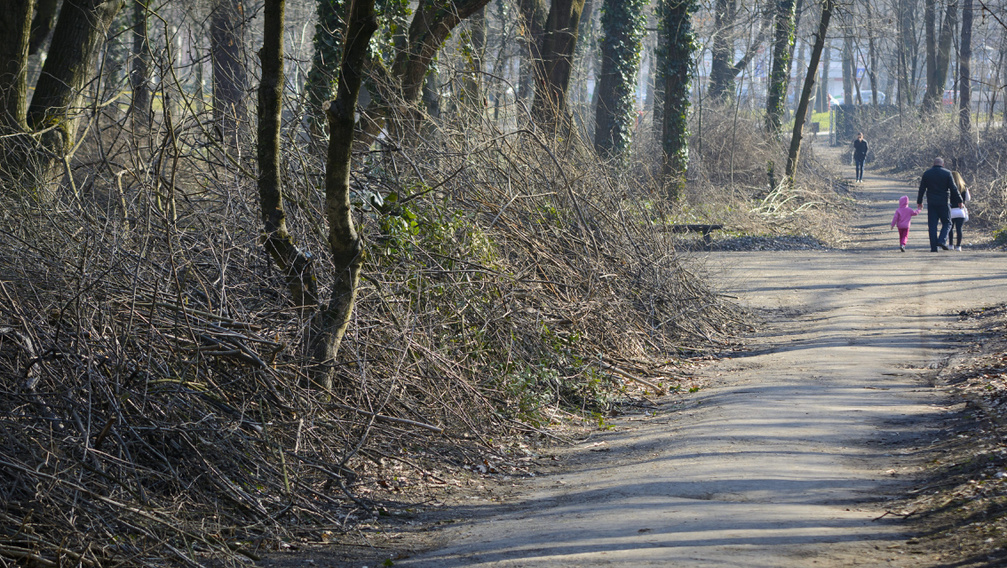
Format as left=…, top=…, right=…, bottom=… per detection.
left=891, top=195, right=919, bottom=229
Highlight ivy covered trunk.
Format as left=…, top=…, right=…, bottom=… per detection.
left=786, top=0, right=833, bottom=183
left=657, top=0, right=696, bottom=203
left=303, top=0, right=347, bottom=134
left=593, top=0, right=646, bottom=160
left=765, top=0, right=795, bottom=135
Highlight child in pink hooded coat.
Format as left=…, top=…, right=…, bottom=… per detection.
left=891, top=195, right=920, bottom=252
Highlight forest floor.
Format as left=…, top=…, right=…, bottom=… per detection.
left=263, top=145, right=1007, bottom=567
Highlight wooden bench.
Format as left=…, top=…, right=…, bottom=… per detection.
left=664, top=224, right=724, bottom=245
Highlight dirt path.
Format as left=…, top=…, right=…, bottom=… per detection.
left=389, top=164, right=1007, bottom=567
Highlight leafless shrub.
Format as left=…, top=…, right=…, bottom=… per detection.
left=0, top=52, right=763, bottom=567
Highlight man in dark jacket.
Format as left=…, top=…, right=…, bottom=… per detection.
left=916, top=157, right=963, bottom=252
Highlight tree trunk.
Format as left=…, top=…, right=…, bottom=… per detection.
left=129, top=0, right=151, bottom=129
left=517, top=0, right=547, bottom=103
left=923, top=0, right=936, bottom=109
left=959, top=0, right=972, bottom=139
left=708, top=0, right=735, bottom=101
left=258, top=0, right=319, bottom=319
left=659, top=0, right=697, bottom=202
left=25, top=0, right=124, bottom=192
left=211, top=0, right=248, bottom=147
left=27, top=0, right=58, bottom=55
left=392, top=0, right=491, bottom=108
left=864, top=0, right=878, bottom=106
left=817, top=41, right=830, bottom=113
left=594, top=0, right=646, bottom=159
left=786, top=0, right=832, bottom=184
left=531, top=0, right=587, bottom=131
left=309, top=0, right=379, bottom=390
left=921, top=0, right=956, bottom=113
left=0, top=0, right=33, bottom=133
left=842, top=32, right=853, bottom=104
left=896, top=0, right=916, bottom=108
left=304, top=0, right=347, bottom=134
left=765, top=0, right=795, bottom=135
left=462, top=5, right=486, bottom=116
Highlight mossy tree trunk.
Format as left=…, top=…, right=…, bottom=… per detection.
left=658, top=0, right=697, bottom=203
left=0, top=0, right=33, bottom=135
left=13, top=0, right=125, bottom=195
left=308, top=0, right=379, bottom=390
left=785, top=0, right=832, bottom=184
left=765, top=0, right=795, bottom=136
left=258, top=0, right=319, bottom=319
left=594, top=0, right=646, bottom=160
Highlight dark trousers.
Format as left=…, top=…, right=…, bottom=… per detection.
left=952, top=217, right=964, bottom=246
left=854, top=157, right=865, bottom=181
left=927, top=202, right=951, bottom=251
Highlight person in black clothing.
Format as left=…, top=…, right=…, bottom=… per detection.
left=916, top=157, right=963, bottom=252
left=852, top=132, right=868, bottom=182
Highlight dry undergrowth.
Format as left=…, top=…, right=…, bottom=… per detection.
left=891, top=304, right=1007, bottom=566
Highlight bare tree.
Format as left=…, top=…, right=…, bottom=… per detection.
left=786, top=0, right=833, bottom=183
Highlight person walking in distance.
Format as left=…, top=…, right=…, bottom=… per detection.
left=916, top=157, right=963, bottom=252
left=891, top=195, right=920, bottom=252
left=853, top=132, right=868, bottom=182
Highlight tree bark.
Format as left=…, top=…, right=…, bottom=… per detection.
left=211, top=0, right=248, bottom=147
left=594, top=0, right=646, bottom=159
left=864, top=0, right=878, bottom=106
left=309, top=0, right=379, bottom=390
left=765, top=0, right=795, bottom=135
left=25, top=0, right=124, bottom=192
left=842, top=32, right=853, bottom=104
left=27, top=0, right=57, bottom=55
left=129, top=0, right=151, bottom=129
left=659, top=0, right=697, bottom=203
left=462, top=5, right=486, bottom=115
left=921, top=0, right=956, bottom=112
left=0, top=0, right=33, bottom=133
left=304, top=0, right=347, bottom=134
left=786, top=0, right=832, bottom=184
left=817, top=40, right=830, bottom=113
left=531, top=0, right=587, bottom=130
left=392, top=0, right=490, bottom=108
left=708, top=0, right=735, bottom=101
left=959, top=0, right=972, bottom=139
left=517, top=0, right=547, bottom=102
left=258, top=0, right=319, bottom=317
